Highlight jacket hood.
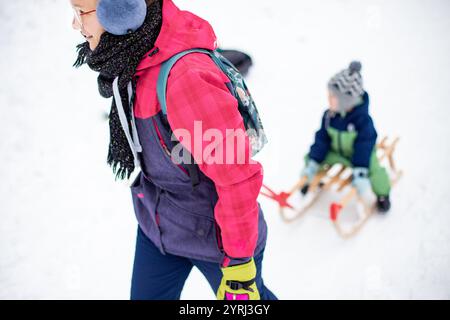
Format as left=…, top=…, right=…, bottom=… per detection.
left=351, top=91, right=370, bottom=117
left=136, top=0, right=217, bottom=71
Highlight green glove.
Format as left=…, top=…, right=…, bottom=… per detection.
left=216, top=258, right=260, bottom=300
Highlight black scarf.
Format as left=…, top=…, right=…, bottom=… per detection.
left=74, top=1, right=162, bottom=180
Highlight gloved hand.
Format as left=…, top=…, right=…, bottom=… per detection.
left=216, top=258, right=260, bottom=300
left=352, top=167, right=371, bottom=195
left=301, top=159, right=320, bottom=183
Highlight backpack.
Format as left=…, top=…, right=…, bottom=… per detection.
left=155, top=48, right=268, bottom=186
left=216, top=48, right=253, bottom=77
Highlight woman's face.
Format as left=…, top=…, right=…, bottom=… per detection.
left=71, top=0, right=105, bottom=50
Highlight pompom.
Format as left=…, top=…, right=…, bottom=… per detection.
left=349, top=61, right=362, bottom=74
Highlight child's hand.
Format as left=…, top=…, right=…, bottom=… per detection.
left=352, top=167, right=371, bottom=195
left=301, top=159, right=320, bottom=182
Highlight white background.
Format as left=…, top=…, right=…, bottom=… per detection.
left=0, top=0, right=449, bottom=299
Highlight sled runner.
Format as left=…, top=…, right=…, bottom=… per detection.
left=260, top=136, right=403, bottom=237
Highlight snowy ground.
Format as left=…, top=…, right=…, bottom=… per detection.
left=1, top=0, right=449, bottom=299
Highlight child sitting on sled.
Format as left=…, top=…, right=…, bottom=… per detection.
left=301, top=61, right=391, bottom=212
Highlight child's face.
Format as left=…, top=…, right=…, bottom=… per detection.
left=70, top=0, right=105, bottom=50
left=328, top=91, right=339, bottom=112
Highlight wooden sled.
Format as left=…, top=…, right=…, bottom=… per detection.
left=260, top=136, right=403, bottom=236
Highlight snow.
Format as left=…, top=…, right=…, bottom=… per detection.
left=1, top=0, right=449, bottom=299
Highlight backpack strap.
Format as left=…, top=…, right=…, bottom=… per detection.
left=157, top=48, right=214, bottom=116
left=156, top=49, right=214, bottom=188
left=156, top=48, right=242, bottom=187
left=158, top=113, right=200, bottom=188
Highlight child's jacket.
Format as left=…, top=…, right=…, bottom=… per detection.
left=309, top=92, right=378, bottom=168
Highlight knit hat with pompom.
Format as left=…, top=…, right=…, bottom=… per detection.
left=328, top=61, right=364, bottom=112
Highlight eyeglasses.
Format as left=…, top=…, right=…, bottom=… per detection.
left=72, top=8, right=96, bottom=27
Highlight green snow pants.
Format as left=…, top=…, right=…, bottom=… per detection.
left=305, top=150, right=391, bottom=196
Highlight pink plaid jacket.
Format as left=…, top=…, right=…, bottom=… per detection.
left=133, top=0, right=263, bottom=258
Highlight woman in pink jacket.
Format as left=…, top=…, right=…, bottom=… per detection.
left=71, top=0, right=276, bottom=300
